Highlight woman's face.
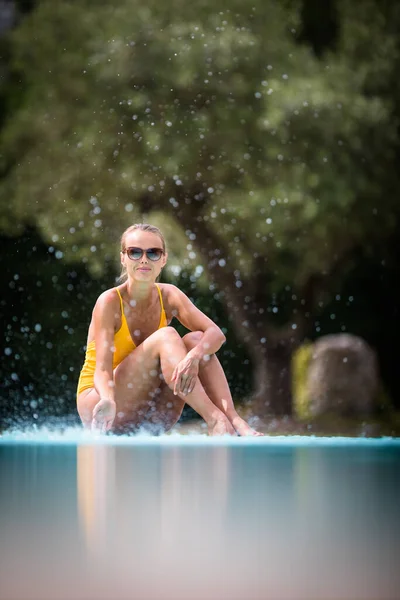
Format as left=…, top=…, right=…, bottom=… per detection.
left=121, top=230, right=167, bottom=282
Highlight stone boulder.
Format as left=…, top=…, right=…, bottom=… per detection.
left=306, top=333, right=379, bottom=417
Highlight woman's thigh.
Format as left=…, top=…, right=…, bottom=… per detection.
left=77, top=327, right=186, bottom=432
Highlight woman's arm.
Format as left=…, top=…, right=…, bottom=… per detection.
left=92, top=291, right=118, bottom=403
left=166, top=285, right=226, bottom=394
left=168, top=284, right=226, bottom=361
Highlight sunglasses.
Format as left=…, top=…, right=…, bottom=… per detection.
left=124, top=247, right=165, bottom=261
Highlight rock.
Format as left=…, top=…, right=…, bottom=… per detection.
left=306, top=333, right=379, bottom=417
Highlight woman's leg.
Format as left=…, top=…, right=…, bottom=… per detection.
left=77, top=383, right=182, bottom=435
left=182, top=331, right=263, bottom=436
left=77, top=327, right=235, bottom=436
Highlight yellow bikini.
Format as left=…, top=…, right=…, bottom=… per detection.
left=76, top=284, right=168, bottom=396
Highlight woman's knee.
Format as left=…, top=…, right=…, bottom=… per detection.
left=155, top=325, right=180, bottom=341
left=182, top=330, right=203, bottom=350
left=162, top=325, right=181, bottom=336
left=153, top=326, right=186, bottom=349
left=143, top=326, right=184, bottom=360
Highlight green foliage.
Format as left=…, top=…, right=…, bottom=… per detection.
left=0, top=0, right=398, bottom=290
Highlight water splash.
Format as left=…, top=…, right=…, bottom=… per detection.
left=0, top=422, right=398, bottom=446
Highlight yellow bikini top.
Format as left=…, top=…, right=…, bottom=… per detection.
left=86, top=284, right=168, bottom=369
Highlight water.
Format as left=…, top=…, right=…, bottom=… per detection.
left=0, top=429, right=399, bottom=600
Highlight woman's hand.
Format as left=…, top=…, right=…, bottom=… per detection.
left=171, top=353, right=200, bottom=396
left=91, top=398, right=116, bottom=433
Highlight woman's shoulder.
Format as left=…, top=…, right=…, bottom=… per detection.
left=158, top=283, right=190, bottom=311
left=158, top=282, right=176, bottom=292
left=93, top=286, right=121, bottom=312
left=158, top=283, right=183, bottom=301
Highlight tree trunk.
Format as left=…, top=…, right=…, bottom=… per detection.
left=144, top=195, right=302, bottom=416
left=247, top=337, right=298, bottom=418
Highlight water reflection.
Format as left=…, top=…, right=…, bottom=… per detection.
left=292, top=447, right=400, bottom=599
left=0, top=445, right=84, bottom=600
left=0, top=439, right=399, bottom=599
left=77, top=445, right=115, bottom=556
left=76, top=444, right=232, bottom=597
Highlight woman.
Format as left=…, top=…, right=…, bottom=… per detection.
left=77, top=223, right=263, bottom=436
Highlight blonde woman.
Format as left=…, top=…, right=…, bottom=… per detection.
left=77, top=223, right=263, bottom=436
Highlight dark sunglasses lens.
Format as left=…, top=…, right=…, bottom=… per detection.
left=147, top=248, right=163, bottom=261
left=127, top=247, right=143, bottom=260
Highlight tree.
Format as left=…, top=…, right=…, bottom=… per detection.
left=1, top=0, right=399, bottom=415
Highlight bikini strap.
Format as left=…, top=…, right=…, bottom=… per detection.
left=155, top=283, right=165, bottom=314
left=115, top=287, right=124, bottom=315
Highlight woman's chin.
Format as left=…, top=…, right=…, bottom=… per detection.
left=133, top=271, right=154, bottom=281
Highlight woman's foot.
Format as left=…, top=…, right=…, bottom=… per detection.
left=208, top=415, right=236, bottom=436
left=231, top=415, right=264, bottom=437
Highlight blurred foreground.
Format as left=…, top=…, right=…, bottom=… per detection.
left=0, top=433, right=399, bottom=600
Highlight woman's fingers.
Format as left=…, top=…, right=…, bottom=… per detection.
left=180, top=374, right=190, bottom=394
left=186, top=376, right=194, bottom=395
left=173, top=370, right=184, bottom=394
left=92, top=416, right=113, bottom=434
left=92, top=412, right=112, bottom=432
left=174, top=369, right=197, bottom=396
left=182, top=375, right=195, bottom=395
left=174, top=372, right=189, bottom=395
left=91, top=417, right=103, bottom=433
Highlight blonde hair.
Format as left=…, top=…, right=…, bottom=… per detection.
left=119, top=223, right=166, bottom=283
